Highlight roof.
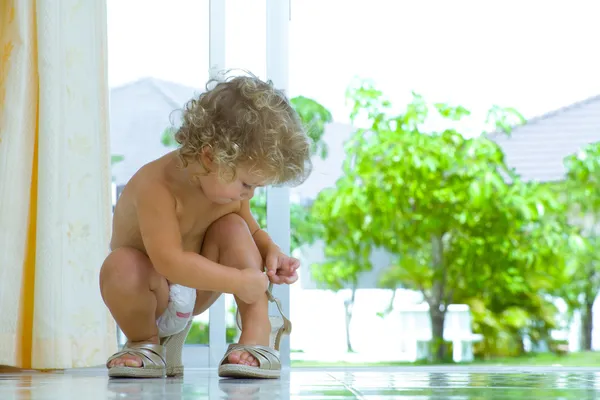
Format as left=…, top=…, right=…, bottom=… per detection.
left=110, top=77, right=199, bottom=186
left=489, top=94, right=600, bottom=182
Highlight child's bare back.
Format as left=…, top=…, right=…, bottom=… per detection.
left=100, top=74, right=311, bottom=380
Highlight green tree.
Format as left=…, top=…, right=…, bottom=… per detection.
left=290, top=96, right=333, bottom=159
left=111, top=154, right=124, bottom=165
left=247, top=187, right=321, bottom=253
left=160, top=127, right=177, bottom=148
left=185, top=303, right=239, bottom=345
left=561, top=142, right=600, bottom=351
left=309, top=181, right=372, bottom=352
left=110, top=154, right=124, bottom=182
left=310, top=80, right=575, bottom=361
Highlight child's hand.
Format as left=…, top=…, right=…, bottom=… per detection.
left=265, top=246, right=300, bottom=285
left=237, top=268, right=270, bottom=304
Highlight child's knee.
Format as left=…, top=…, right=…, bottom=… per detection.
left=207, top=213, right=250, bottom=242
left=100, top=247, right=155, bottom=292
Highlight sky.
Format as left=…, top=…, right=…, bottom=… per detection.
left=107, top=0, right=600, bottom=135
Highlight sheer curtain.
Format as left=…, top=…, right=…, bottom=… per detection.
left=0, top=0, right=116, bottom=368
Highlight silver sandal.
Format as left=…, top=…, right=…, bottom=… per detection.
left=107, top=321, right=193, bottom=378
left=218, top=283, right=291, bottom=379
left=107, top=342, right=166, bottom=379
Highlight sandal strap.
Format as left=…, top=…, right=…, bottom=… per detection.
left=106, top=342, right=166, bottom=369
left=220, top=343, right=281, bottom=370
left=266, top=283, right=292, bottom=336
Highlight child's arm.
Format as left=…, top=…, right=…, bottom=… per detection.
left=135, top=181, right=268, bottom=304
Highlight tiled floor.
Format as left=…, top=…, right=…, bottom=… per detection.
left=1, top=366, right=600, bottom=399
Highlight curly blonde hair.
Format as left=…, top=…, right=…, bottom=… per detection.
left=174, top=75, right=312, bottom=186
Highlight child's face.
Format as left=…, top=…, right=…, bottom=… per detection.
left=208, top=167, right=265, bottom=204
left=184, top=148, right=268, bottom=204
left=190, top=163, right=266, bottom=205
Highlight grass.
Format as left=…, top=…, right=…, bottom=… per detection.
left=470, top=351, right=600, bottom=367
left=291, top=352, right=600, bottom=368
left=292, top=360, right=416, bottom=368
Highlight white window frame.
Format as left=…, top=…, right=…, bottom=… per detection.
left=181, top=0, right=292, bottom=369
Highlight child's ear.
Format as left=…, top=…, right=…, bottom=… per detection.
left=200, top=146, right=215, bottom=170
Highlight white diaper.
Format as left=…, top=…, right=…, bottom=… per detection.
left=156, top=284, right=196, bottom=338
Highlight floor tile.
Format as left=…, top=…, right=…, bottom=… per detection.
left=1, top=366, right=599, bottom=399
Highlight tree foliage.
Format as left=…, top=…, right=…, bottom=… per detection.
left=247, top=188, right=320, bottom=253
left=110, top=154, right=124, bottom=182
left=309, top=80, right=578, bottom=360
left=560, top=143, right=600, bottom=350
left=290, top=96, right=333, bottom=159
left=565, top=143, right=600, bottom=214
left=161, top=127, right=178, bottom=148
left=307, top=180, right=372, bottom=352
left=111, top=154, right=124, bottom=165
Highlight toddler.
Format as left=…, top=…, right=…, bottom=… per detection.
left=99, top=74, right=311, bottom=379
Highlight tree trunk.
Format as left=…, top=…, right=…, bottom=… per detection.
left=344, top=286, right=357, bottom=353
left=429, top=234, right=448, bottom=362
left=429, top=305, right=447, bottom=362
left=581, top=299, right=594, bottom=351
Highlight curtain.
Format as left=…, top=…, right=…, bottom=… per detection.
left=0, top=0, right=117, bottom=368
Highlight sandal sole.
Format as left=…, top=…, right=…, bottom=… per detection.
left=166, top=365, right=184, bottom=377
left=108, top=366, right=165, bottom=379
left=218, top=364, right=280, bottom=379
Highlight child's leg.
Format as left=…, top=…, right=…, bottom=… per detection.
left=100, top=247, right=170, bottom=368
left=200, top=213, right=271, bottom=366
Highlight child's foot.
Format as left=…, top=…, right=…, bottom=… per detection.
left=218, top=297, right=290, bottom=378
left=107, top=337, right=159, bottom=368
left=227, top=317, right=271, bottom=366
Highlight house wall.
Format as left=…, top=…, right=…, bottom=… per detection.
left=296, top=240, right=396, bottom=290
left=289, top=285, right=426, bottom=360
left=110, top=79, right=197, bottom=186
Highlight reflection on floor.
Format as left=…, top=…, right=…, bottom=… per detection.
left=1, top=366, right=600, bottom=399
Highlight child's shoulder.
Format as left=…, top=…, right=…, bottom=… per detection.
left=122, top=157, right=176, bottom=205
